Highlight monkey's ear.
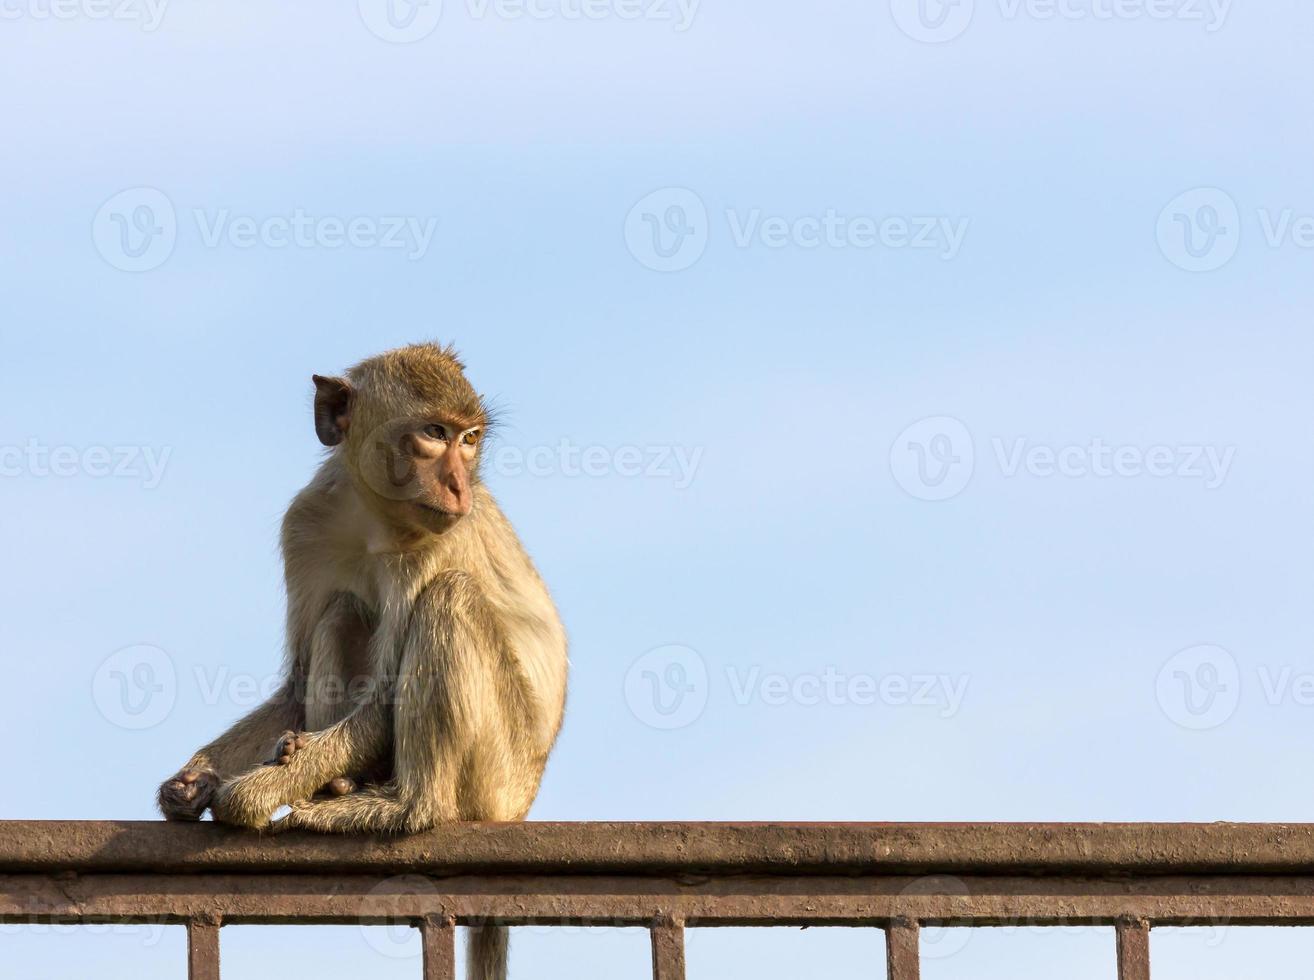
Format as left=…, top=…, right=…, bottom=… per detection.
left=312, top=375, right=353, bottom=447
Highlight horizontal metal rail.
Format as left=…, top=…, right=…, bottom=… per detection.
left=4, top=822, right=1314, bottom=979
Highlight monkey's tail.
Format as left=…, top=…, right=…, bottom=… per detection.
left=467, top=924, right=508, bottom=980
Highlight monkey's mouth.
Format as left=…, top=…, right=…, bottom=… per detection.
left=415, top=501, right=462, bottom=521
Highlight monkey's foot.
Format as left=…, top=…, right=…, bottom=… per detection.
left=157, top=768, right=221, bottom=821
left=270, top=730, right=310, bottom=766
left=212, top=765, right=307, bottom=830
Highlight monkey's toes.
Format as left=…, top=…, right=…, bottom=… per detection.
left=158, top=768, right=219, bottom=820
left=271, top=730, right=310, bottom=765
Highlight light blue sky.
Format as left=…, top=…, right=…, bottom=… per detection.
left=3, top=0, right=1313, bottom=977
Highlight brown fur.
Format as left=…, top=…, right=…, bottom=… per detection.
left=156, top=343, right=569, bottom=980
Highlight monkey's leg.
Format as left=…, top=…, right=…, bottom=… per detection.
left=277, top=574, right=517, bottom=980
left=277, top=571, right=506, bottom=833
left=157, top=681, right=304, bottom=820
left=210, top=698, right=390, bottom=829
left=273, top=785, right=407, bottom=833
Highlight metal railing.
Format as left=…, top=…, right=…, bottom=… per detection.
left=4, top=821, right=1314, bottom=979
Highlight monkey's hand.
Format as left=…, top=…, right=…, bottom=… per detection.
left=157, top=768, right=221, bottom=821
left=270, top=730, right=310, bottom=765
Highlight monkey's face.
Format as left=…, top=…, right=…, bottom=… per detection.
left=357, top=416, right=483, bottom=535
left=313, top=344, right=490, bottom=540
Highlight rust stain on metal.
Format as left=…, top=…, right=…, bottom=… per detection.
left=187, top=918, right=220, bottom=980
left=421, top=916, right=456, bottom=980
left=650, top=919, right=686, bottom=980
left=1116, top=919, right=1151, bottom=980
left=886, top=920, right=921, bottom=980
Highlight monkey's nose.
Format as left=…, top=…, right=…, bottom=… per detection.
left=440, top=473, right=472, bottom=515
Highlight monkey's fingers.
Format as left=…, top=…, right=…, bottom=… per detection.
left=271, top=731, right=311, bottom=765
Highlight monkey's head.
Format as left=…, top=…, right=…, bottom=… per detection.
left=312, top=343, right=489, bottom=536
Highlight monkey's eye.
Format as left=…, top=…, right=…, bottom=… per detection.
left=423, top=424, right=448, bottom=441
left=461, top=430, right=479, bottom=447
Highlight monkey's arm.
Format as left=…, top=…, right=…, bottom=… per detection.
left=209, top=697, right=391, bottom=829
left=156, top=681, right=304, bottom=821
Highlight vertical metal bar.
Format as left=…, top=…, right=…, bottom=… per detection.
left=421, top=916, right=457, bottom=980
left=650, top=919, right=686, bottom=980
left=187, top=917, right=220, bottom=980
left=886, top=921, right=921, bottom=980
left=1116, top=919, right=1151, bottom=980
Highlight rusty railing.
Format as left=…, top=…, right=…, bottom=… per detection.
left=4, top=821, right=1314, bottom=978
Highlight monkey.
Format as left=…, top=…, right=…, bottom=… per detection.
left=155, top=342, right=569, bottom=980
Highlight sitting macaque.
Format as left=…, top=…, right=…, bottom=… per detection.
left=156, top=343, right=569, bottom=980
